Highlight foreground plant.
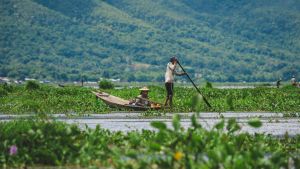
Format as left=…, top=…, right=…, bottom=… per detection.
left=0, top=116, right=299, bottom=168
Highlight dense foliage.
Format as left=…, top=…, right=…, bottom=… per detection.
left=0, top=84, right=110, bottom=114
left=0, top=0, right=299, bottom=82
left=0, top=84, right=299, bottom=114
left=25, top=81, right=40, bottom=90
left=99, top=79, right=114, bottom=89
left=0, top=117, right=299, bottom=168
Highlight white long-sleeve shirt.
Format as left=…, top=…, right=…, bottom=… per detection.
left=165, top=62, right=177, bottom=83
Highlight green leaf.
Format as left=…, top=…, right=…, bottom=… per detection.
left=191, top=94, right=203, bottom=112
left=191, top=94, right=199, bottom=109
left=191, top=114, right=201, bottom=128
left=149, top=142, right=161, bottom=151
left=248, top=118, right=262, bottom=128
left=151, top=121, right=167, bottom=130
left=226, top=118, right=241, bottom=133
left=214, top=119, right=225, bottom=130
left=172, top=114, right=181, bottom=131
left=127, top=150, right=137, bottom=158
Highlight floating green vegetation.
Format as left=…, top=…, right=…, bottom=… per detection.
left=0, top=84, right=110, bottom=114
left=0, top=117, right=299, bottom=168
left=0, top=84, right=299, bottom=114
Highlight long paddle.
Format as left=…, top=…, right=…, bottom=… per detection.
left=177, top=61, right=212, bottom=108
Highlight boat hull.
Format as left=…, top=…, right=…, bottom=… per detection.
left=92, top=91, right=161, bottom=111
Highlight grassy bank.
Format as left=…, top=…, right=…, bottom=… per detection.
left=0, top=83, right=299, bottom=114
left=0, top=118, right=299, bottom=168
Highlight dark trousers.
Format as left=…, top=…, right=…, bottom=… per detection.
left=165, top=83, right=174, bottom=106
left=165, top=83, right=174, bottom=96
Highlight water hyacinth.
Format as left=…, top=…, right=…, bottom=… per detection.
left=0, top=85, right=300, bottom=114
left=0, top=120, right=299, bottom=168
left=9, top=145, right=17, bottom=156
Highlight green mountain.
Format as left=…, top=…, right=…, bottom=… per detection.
left=1, top=0, right=299, bottom=82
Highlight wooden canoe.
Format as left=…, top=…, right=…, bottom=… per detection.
left=92, top=91, right=162, bottom=111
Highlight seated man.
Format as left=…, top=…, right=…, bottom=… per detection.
left=129, top=87, right=151, bottom=107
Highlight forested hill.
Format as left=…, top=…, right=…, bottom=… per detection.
left=1, top=0, right=299, bottom=82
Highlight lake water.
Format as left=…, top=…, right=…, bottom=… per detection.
left=1, top=112, right=299, bottom=136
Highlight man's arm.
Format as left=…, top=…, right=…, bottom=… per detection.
left=168, top=63, right=185, bottom=76
left=174, top=71, right=186, bottom=76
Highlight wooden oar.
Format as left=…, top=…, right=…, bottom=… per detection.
left=177, top=61, right=212, bottom=108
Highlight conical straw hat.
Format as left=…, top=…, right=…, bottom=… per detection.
left=139, top=86, right=150, bottom=91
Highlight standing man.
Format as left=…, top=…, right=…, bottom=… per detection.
left=276, top=78, right=282, bottom=88
left=164, top=56, right=186, bottom=107
left=291, top=75, right=297, bottom=86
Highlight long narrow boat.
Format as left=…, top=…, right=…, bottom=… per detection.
left=92, top=91, right=162, bottom=111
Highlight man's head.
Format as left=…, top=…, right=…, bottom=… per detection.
left=139, top=87, right=149, bottom=96
left=169, top=56, right=177, bottom=64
